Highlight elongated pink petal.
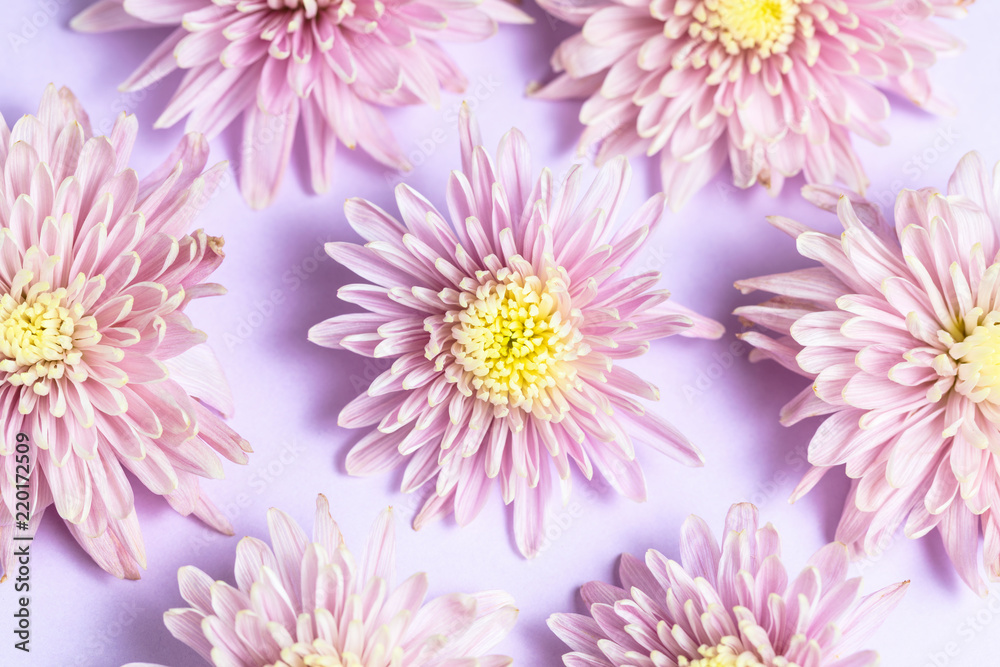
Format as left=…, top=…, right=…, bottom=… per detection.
left=532, top=0, right=968, bottom=208
left=73, top=0, right=531, bottom=207
left=0, top=85, right=245, bottom=581
left=311, top=109, right=719, bottom=558
left=741, top=151, right=1000, bottom=594
left=551, top=504, right=904, bottom=665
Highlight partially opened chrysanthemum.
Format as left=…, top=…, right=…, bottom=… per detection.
left=126, top=494, right=518, bottom=666
left=531, top=0, right=971, bottom=210
left=71, top=0, right=533, bottom=209
left=309, top=106, right=724, bottom=558
left=738, top=152, right=1000, bottom=595
left=549, top=502, right=908, bottom=667
left=0, top=85, right=250, bottom=580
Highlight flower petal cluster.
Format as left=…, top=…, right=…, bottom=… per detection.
left=532, top=0, right=970, bottom=209
left=0, top=85, right=249, bottom=580
left=127, top=495, right=518, bottom=666
left=72, top=0, right=532, bottom=208
left=310, top=107, right=724, bottom=558
left=549, top=503, right=907, bottom=666
left=738, top=152, right=1000, bottom=594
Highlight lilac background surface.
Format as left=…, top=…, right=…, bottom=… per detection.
left=2, top=1, right=1000, bottom=665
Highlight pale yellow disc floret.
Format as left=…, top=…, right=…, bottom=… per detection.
left=0, top=286, right=100, bottom=395
left=945, top=309, right=1000, bottom=404
left=690, top=0, right=805, bottom=57
left=265, top=641, right=402, bottom=666
left=449, top=269, right=586, bottom=417
left=677, top=644, right=766, bottom=667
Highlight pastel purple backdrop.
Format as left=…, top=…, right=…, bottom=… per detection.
left=2, top=1, right=1000, bottom=665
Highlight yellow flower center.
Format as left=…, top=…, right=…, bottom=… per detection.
left=449, top=270, right=585, bottom=416
left=693, top=0, right=804, bottom=57
left=0, top=288, right=98, bottom=395
left=299, top=653, right=359, bottom=667
left=678, top=644, right=765, bottom=667
left=268, top=643, right=402, bottom=666
left=946, top=309, right=1000, bottom=403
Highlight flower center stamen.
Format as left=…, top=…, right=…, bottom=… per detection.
left=692, top=0, right=804, bottom=57
left=269, top=642, right=401, bottom=666
left=0, top=288, right=98, bottom=395
left=946, top=309, right=1000, bottom=403
left=678, top=644, right=766, bottom=667
left=449, top=271, right=584, bottom=414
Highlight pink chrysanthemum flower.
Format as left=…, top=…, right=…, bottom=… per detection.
left=71, top=0, right=532, bottom=210
left=127, top=494, right=518, bottom=667
left=308, top=107, right=724, bottom=558
left=531, top=0, right=971, bottom=210
left=0, top=85, right=250, bottom=580
left=736, top=152, right=1000, bottom=596
left=549, top=502, right=908, bottom=667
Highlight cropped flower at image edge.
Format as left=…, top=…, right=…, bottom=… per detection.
left=532, top=0, right=971, bottom=210
left=739, top=152, right=1000, bottom=596
left=72, top=0, right=533, bottom=209
left=125, top=495, right=518, bottom=667
left=550, top=502, right=908, bottom=667
left=0, top=85, right=250, bottom=580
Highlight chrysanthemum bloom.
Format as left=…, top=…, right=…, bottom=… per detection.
left=549, top=502, right=908, bottom=667
left=309, top=107, right=724, bottom=558
left=71, top=0, right=532, bottom=210
left=126, top=494, right=518, bottom=667
left=531, top=0, right=971, bottom=210
left=0, top=85, right=250, bottom=580
left=735, top=152, right=1000, bottom=596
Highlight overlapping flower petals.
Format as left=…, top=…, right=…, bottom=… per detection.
left=549, top=503, right=907, bottom=667
left=73, top=0, right=532, bottom=208
left=126, top=495, right=518, bottom=666
left=738, top=152, right=1000, bottom=595
left=0, top=85, right=250, bottom=580
left=532, top=0, right=969, bottom=209
left=310, top=107, right=724, bottom=558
